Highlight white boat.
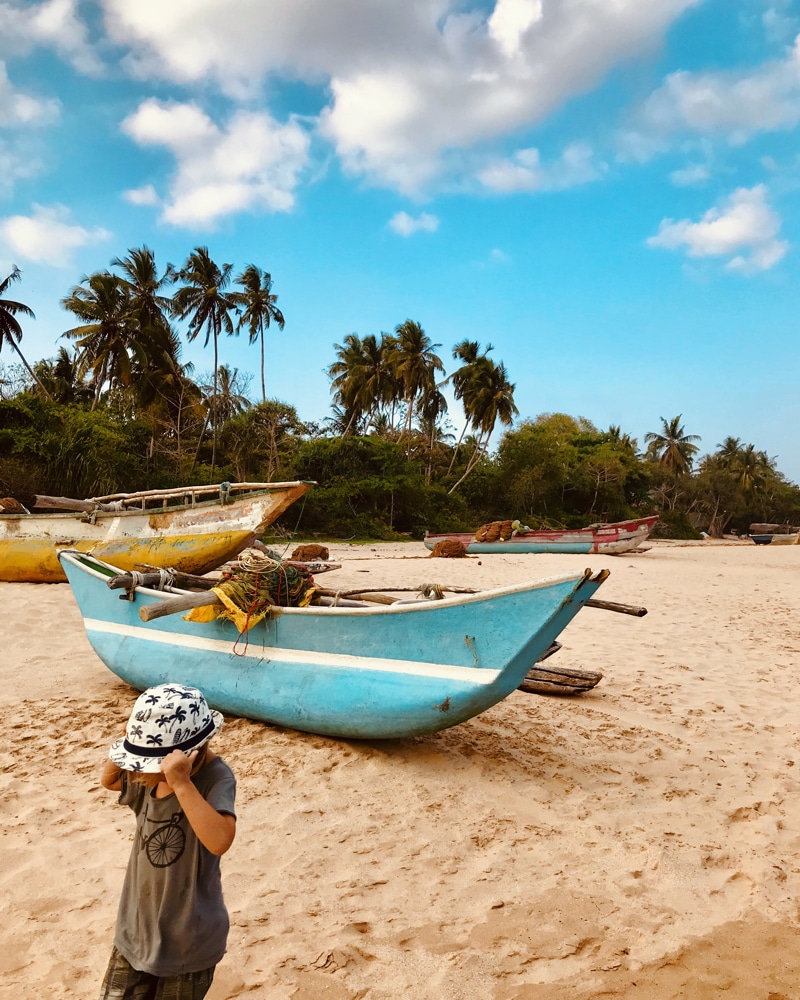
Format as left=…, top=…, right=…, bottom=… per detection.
left=0, top=481, right=312, bottom=582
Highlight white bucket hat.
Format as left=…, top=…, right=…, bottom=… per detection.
left=110, top=683, right=224, bottom=773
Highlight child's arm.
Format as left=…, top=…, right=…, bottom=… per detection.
left=100, top=759, right=123, bottom=791
left=161, top=749, right=236, bottom=856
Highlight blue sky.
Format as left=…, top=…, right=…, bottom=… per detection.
left=2, top=0, right=800, bottom=480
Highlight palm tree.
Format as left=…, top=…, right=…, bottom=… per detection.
left=192, top=364, right=251, bottom=471
left=388, top=320, right=444, bottom=438
left=327, top=333, right=368, bottom=435
left=32, top=346, right=92, bottom=404
left=607, top=424, right=638, bottom=453
left=171, top=247, right=237, bottom=468
left=327, top=332, right=399, bottom=435
left=417, top=385, right=449, bottom=484
left=62, top=271, right=133, bottom=405
left=111, top=246, right=173, bottom=339
left=446, top=339, right=493, bottom=474
left=0, top=266, right=50, bottom=397
left=715, top=436, right=743, bottom=469
left=731, top=443, right=771, bottom=493
left=201, top=364, right=251, bottom=426
left=234, top=264, right=285, bottom=403
left=644, top=415, right=700, bottom=475
left=448, top=359, right=518, bottom=493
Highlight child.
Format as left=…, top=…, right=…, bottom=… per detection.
left=99, top=682, right=237, bottom=1000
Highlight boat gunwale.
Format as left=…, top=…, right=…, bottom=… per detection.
left=0, top=482, right=311, bottom=522
left=58, top=550, right=598, bottom=616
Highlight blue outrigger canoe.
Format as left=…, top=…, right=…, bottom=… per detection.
left=59, top=550, right=609, bottom=740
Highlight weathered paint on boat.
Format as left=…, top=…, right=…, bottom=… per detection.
left=59, top=550, right=609, bottom=740
left=424, top=515, right=659, bottom=555
left=0, top=482, right=310, bottom=582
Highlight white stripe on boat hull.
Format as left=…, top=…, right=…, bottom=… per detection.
left=84, top=618, right=501, bottom=686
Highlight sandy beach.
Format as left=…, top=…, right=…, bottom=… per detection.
left=2, top=539, right=799, bottom=999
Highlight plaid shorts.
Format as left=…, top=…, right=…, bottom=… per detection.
left=99, top=947, right=215, bottom=1000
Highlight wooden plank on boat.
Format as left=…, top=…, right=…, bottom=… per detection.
left=518, top=663, right=603, bottom=696
left=32, top=494, right=119, bottom=513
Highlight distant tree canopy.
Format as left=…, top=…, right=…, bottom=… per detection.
left=1, top=252, right=799, bottom=539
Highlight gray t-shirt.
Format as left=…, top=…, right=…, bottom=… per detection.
left=114, top=756, right=237, bottom=976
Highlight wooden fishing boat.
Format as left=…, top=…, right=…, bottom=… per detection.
left=424, top=515, right=659, bottom=555
left=58, top=549, right=609, bottom=739
left=749, top=532, right=800, bottom=545
left=0, top=481, right=312, bottom=583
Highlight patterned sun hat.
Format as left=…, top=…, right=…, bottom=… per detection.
left=110, top=683, right=224, bottom=773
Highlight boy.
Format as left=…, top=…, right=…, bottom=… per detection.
left=99, top=682, right=236, bottom=1000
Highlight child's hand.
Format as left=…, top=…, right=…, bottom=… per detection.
left=161, top=748, right=198, bottom=789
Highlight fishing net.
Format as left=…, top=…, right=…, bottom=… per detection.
left=429, top=539, right=468, bottom=558
left=474, top=520, right=514, bottom=542
left=184, top=548, right=317, bottom=632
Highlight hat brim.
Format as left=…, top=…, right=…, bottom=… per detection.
left=109, top=709, right=224, bottom=774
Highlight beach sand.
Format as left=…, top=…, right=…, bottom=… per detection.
left=2, top=540, right=799, bottom=999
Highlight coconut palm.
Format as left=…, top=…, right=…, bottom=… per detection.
left=327, top=332, right=398, bottom=435
left=62, top=271, right=134, bottom=405
left=201, top=364, right=251, bottom=426
left=32, top=346, right=93, bottom=404
left=234, top=264, right=285, bottom=403
left=714, top=436, right=743, bottom=468
left=446, top=339, right=493, bottom=474
left=327, top=333, right=369, bottom=435
left=417, top=385, right=449, bottom=484
left=0, top=266, right=50, bottom=397
left=111, top=246, right=173, bottom=339
left=644, top=415, right=700, bottom=475
left=388, top=320, right=444, bottom=438
left=731, top=443, right=771, bottom=493
left=171, top=247, right=237, bottom=468
left=448, top=359, right=518, bottom=494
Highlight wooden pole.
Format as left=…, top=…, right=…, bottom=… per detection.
left=139, top=591, right=221, bottom=623
left=585, top=598, right=647, bottom=617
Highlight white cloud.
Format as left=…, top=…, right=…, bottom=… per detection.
left=123, top=184, right=160, bottom=207
left=488, top=0, right=543, bottom=58
left=0, top=61, right=60, bottom=127
left=0, top=204, right=110, bottom=267
left=647, top=185, right=788, bottom=273
left=0, top=0, right=103, bottom=75
left=388, top=211, right=439, bottom=237
left=478, top=142, right=604, bottom=192
left=762, top=2, right=798, bottom=43
left=96, top=0, right=698, bottom=194
left=670, top=163, right=710, bottom=186
left=121, top=100, right=310, bottom=227
left=624, top=33, right=800, bottom=156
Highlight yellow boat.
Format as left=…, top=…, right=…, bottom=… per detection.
left=0, top=481, right=312, bottom=582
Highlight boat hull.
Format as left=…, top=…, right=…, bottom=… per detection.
left=59, top=550, right=608, bottom=739
left=0, top=483, right=310, bottom=582
left=424, top=515, right=659, bottom=555
left=750, top=532, right=799, bottom=545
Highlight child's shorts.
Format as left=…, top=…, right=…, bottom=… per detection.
left=99, top=947, right=215, bottom=1000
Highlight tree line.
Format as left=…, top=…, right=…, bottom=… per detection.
left=1, top=254, right=799, bottom=539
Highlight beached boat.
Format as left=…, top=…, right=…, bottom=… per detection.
left=0, top=481, right=312, bottom=583
left=58, top=549, right=609, bottom=739
left=424, top=515, right=659, bottom=555
left=750, top=532, right=800, bottom=545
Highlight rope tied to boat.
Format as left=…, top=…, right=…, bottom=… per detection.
left=184, top=547, right=317, bottom=641
left=418, top=583, right=445, bottom=600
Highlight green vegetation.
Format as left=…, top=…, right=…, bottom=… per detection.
left=2, top=252, right=799, bottom=539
